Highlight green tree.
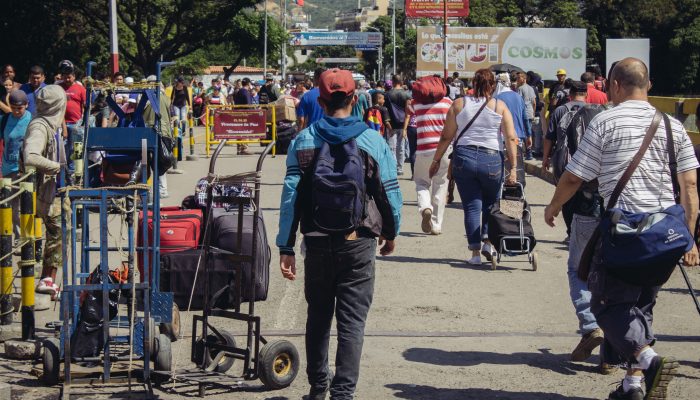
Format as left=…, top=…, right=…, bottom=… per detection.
left=58, top=0, right=286, bottom=77
left=364, top=12, right=417, bottom=79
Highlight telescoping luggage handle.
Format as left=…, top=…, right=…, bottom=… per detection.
left=208, top=140, right=276, bottom=175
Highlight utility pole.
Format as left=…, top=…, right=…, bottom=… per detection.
left=263, top=0, right=268, bottom=77
left=367, top=27, right=383, bottom=81
left=392, top=0, right=396, bottom=76
left=109, top=0, right=119, bottom=75
left=443, top=0, right=448, bottom=79
left=282, top=0, right=288, bottom=82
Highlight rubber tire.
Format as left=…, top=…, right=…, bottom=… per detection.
left=532, top=251, right=539, bottom=271
left=490, top=257, right=497, bottom=271
left=194, top=331, right=236, bottom=373
left=159, top=303, right=181, bottom=342
left=42, top=338, right=60, bottom=386
left=258, top=339, right=299, bottom=390
left=152, top=334, right=172, bottom=385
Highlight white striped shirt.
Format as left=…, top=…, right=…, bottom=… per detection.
left=566, top=100, right=699, bottom=213
left=413, top=98, right=453, bottom=154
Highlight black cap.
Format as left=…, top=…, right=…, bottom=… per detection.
left=570, top=80, right=588, bottom=94
left=8, top=90, right=28, bottom=105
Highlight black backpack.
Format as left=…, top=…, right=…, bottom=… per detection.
left=311, top=136, right=366, bottom=234
left=551, top=103, right=607, bottom=182
left=258, top=85, right=278, bottom=105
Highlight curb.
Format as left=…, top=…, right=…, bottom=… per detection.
left=524, top=159, right=555, bottom=185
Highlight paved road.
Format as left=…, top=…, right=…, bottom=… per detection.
left=3, top=130, right=700, bottom=399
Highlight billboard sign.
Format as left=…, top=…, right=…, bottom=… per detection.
left=406, top=0, right=470, bottom=18
left=606, top=39, right=650, bottom=75
left=416, top=27, right=586, bottom=79
left=213, top=110, right=267, bottom=140
left=290, top=32, right=382, bottom=47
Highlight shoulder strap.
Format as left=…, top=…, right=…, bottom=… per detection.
left=453, top=97, right=490, bottom=146
left=606, top=111, right=663, bottom=210
left=662, top=113, right=680, bottom=204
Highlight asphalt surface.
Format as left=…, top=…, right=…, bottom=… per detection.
left=2, top=128, right=700, bottom=399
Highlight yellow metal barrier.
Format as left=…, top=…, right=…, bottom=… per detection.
left=204, top=104, right=277, bottom=157
left=19, top=179, right=35, bottom=339
left=0, top=179, right=12, bottom=325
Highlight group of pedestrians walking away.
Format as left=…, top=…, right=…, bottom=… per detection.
left=277, top=58, right=698, bottom=400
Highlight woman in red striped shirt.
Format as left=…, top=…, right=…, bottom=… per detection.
left=412, top=77, right=453, bottom=235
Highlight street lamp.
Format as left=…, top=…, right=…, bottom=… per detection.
left=366, top=27, right=383, bottom=81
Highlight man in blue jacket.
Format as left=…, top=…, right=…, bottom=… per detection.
left=495, top=72, right=532, bottom=187
left=277, top=68, right=402, bottom=400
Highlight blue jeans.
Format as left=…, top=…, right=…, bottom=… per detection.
left=303, top=236, right=376, bottom=400
left=65, top=122, right=84, bottom=176
left=568, top=214, right=600, bottom=334
left=451, top=146, right=503, bottom=250
left=386, top=128, right=406, bottom=173
left=173, top=105, right=188, bottom=135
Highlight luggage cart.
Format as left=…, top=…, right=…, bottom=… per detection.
left=160, top=140, right=300, bottom=396
left=41, top=62, right=174, bottom=397
left=488, top=183, right=539, bottom=271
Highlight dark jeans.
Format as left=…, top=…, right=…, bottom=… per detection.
left=304, top=236, right=376, bottom=400
left=407, top=126, right=417, bottom=174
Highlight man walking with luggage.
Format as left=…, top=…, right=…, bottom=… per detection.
left=544, top=58, right=699, bottom=400
left=277, top=68, right=402, bottom=400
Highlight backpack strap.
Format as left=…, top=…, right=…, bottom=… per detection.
left=606, top=111, right=663, bottom=210
left=662, top=113, right=680, bottom=204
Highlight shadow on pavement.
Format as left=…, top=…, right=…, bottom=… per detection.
left=402, top=347, right=595, bottom=376
left=386, top=384, right=597, bottom=400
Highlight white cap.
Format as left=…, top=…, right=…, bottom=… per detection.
left=146, top=75, right=157, bottom=82
left=125, top=77, right=134, bottom=84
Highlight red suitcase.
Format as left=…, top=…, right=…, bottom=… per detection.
left=138, top=207, right=203, bottom=282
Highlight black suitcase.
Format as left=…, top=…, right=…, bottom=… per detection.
left=210, top=208, right=271, bottom=302
left=275, top=123, right=297, bottom=155
left=487, top=200, right=537, bottom=253
left=160, top=248, right=238, bottom=310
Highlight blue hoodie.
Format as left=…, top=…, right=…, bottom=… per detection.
left=276, top=115, right=402, bottom=255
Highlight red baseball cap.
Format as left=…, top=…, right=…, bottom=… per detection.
left=318, top=68, right=355, bottom=101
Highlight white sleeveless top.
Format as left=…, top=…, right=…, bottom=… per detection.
left=455, top=97, right=503, bottom=151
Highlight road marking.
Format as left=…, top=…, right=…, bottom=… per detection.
left=273, top=279, right=303, bottom=330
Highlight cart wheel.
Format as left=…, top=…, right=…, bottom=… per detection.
left=490, top=257, right=497, bottom=271
left=42, top=338, right=60, bottom=386
left=259, top=339, right=299, bottom=390
left=152, top=334, right=172, bottom=384
left=532, top=252, right=539, bottom=272
left=194, top=331, right=236, bottom=373
left=160, top=303, right=181, bottom=342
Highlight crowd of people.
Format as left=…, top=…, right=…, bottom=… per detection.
left=276, top=60, right=699, bottom=400
left=2, top=57, right=699, bottom=400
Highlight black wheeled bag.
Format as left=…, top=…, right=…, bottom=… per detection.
left=487, top=200, right=537, bottom=253
left=160, top=248, right=244, bottom=310
left=209, top=208, right=271, bottom=302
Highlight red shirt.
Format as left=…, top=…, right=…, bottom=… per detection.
left=586, top=83, right=608, bottom=105
left=62, top=82, right=86, bottom=124
left=413, top=97, right=453, bottom=154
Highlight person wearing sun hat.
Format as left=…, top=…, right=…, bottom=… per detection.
left=277, top=68, right=402, bottom=400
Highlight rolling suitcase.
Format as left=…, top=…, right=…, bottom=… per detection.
left=209, top=208, right=271, bottom=302
left=138, top=207, right=203, bottom=281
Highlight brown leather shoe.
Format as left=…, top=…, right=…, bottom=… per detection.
left=571, top=328, right=604, bottom=362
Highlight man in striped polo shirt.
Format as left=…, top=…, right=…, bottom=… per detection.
left=411, top=78, right=453, bottom=235
left=545, top=58, right=699, bottom=400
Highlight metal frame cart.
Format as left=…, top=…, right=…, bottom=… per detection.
left=159, top=140, right=299, bottom=396
left=491, top=183, right=539, bottom=271
left=41, top=62, right=174, bottom=397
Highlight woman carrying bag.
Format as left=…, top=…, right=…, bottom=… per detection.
left=429, top=68, right=519, bottom=265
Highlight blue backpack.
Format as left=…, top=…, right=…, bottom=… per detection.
left=312, top=138, right=366, bottom=234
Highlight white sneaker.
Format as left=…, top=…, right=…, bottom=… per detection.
left=36, top=277, right=60, bottom=300
left=481, top=243, right=497, bottom=262
left=467, top=256, right=482, bottom=265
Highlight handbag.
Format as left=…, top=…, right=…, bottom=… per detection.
left=578, top=111, right=693, bottom=286
left=155, top=134, right=176, bottom=176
